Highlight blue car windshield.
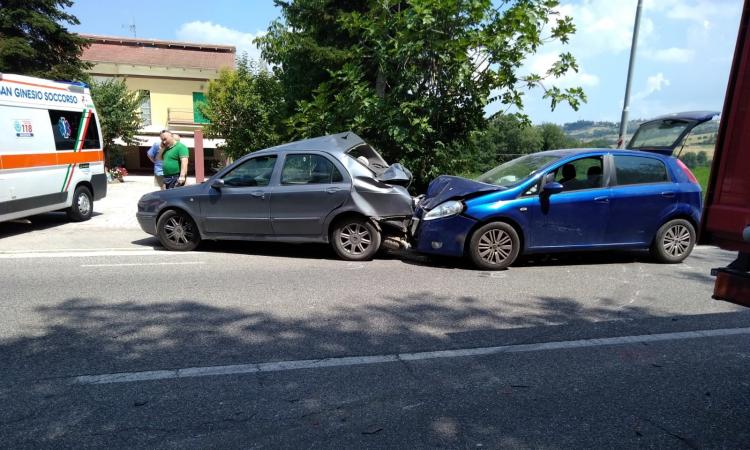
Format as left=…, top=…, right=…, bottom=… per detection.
left=476, top=153, right=561, bottom=187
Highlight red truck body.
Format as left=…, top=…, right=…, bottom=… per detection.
left=701, top=0, right=750, bottom=306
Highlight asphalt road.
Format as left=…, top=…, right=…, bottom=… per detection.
left=1, top=196, right=749, bottom=448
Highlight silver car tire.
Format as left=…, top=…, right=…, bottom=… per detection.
left=651, top=218, right=695, bottom=263
left=331, top=218, right=381, bottom=261
left=157, top=209, right=201, bottom=252
left=468, top=222, right=520, bottom=270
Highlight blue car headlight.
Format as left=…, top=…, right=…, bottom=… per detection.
left=423, top=200, right=464, bottom=221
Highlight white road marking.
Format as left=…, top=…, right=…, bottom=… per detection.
left=0, top=247, right=151, bottom=253
left=74, top=326, right=750, bottom=385
left=81, top=262, right=206, bottom=268
left=0, top=250, right=164, bottom=259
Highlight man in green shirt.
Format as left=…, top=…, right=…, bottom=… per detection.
left=160, top=130, right=189, bottom=189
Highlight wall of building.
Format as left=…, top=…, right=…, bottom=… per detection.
left=88, top=62, right=217, bottom=130
left=126, top=77, right=207, bottom=129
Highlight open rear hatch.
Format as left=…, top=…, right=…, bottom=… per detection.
left=627, top=111, right=719, bottom=156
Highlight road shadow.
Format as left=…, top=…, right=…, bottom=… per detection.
left=397, top=248, right=660, bottom=271
left=1, top=292, right=749, bottom=447
left=131, top=238, right=410, bottom=262
left=0, top=212, right=103, bottom=238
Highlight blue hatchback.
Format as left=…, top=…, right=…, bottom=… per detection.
left=410, top=149, right=702, bottom=270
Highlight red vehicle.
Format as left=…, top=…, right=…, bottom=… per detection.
left=700, top=0, right=750, bottom=307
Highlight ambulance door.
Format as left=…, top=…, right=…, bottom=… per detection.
left=0, top=104, right=59, bottom=206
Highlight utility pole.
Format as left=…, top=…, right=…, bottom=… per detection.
left=617, top=0, right=643, bottom=148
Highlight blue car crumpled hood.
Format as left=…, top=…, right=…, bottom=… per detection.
left=419, top=175, right=502, bottom=210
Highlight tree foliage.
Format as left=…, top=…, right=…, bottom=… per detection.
left=200, top=56, right=287, bottom=161
left=0, top=0, right=91, bottom=81
left=258, top=0, right=585, bottom=186
left=464, top=114, right=584, bottom=176
left=90, top=79, right=142, bottom=166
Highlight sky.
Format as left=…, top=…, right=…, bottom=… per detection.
left=67, top=0, right=743, bottom=125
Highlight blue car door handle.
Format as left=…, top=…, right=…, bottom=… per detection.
left=594, top=196, right=609, bottom=203
left=661, top=191, right=676, bottom=198
left=250, top=190, right=265, bottom=199
left=326, top=187, right=341, bottom=194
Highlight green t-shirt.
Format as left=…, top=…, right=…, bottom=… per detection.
left=162, top=142, right=189, bottom=176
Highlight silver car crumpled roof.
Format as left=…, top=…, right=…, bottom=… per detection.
left=261, top=132, right=366, bottom=155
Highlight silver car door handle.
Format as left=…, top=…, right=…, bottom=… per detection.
left=594, top=196, right=609, bottom=203
left=661, top=191, right=676, bottom=198
left=326, top=187, right=341, bottom=194
left=250, top=190, right=265, bottom=199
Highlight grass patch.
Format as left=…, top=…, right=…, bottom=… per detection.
left=692, top=165, right=711, bottom=194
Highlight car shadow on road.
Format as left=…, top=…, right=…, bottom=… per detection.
left=396, top=248, right=659, bottom=271
left=0, top=212, right=104, bottom=238
left=131, top=237, right=411, bottom=262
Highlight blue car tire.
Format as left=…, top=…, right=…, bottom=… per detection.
left=650, top=218, right=695, bottom=263
left=468, top=222, right=520, bottom=270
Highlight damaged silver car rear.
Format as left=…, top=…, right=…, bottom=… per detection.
left=136, top=132, right=414, bottom=261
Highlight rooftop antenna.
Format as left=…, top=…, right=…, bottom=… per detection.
left=122, top=17, right=137, bottom=37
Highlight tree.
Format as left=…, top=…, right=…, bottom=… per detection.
left=680, top=152, right=697, bottom=169
left=581, top=137, right=613, bottom=148
left=696, top=151, right=708, bottom=166
left=258, top=0, right=585, bottom=186
left=467, top=114, right=542, bottom=172
left=90, top=79, right=143, bottom=167
left=538, top=123, right=579, bottom=150
left=0, top=0, right=91, bottom=81
left=200, top=56, right=287, bottom=161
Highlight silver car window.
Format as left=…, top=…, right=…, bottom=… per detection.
left=222, top=155, right=277, bottom=187
left=281, top=154, right=343, bottom=185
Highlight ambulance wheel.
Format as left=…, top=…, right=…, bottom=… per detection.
left=66, top=185, right=93, bottom=222
left=157, top=209, right=201, bottom=251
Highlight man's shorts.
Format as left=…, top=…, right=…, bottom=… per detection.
left=154, top=175, right=165, bottom=188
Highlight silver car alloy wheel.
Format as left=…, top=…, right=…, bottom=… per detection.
left=339, top=223, right=372, bottom=255
left=77, top=191, right=91, bottom=217
left=662, top=224, right=692, bottom=257
left=164, top=214, right=195, bottom=245
left=477, top=228, right=513, bottom=265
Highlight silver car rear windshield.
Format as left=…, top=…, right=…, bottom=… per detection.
left=345, top=143, right=389, bottom=175
left=476, top=153, right=561, bottom=187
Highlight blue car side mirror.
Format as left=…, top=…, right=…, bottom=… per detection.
left=542, top=181, right=564, bottom=195
left=211, top=179, right=225, bottom=190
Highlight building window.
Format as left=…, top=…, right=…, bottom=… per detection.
left=139, top=90, right=151, bottom=126
left=193, top=92, right=209, bottom=124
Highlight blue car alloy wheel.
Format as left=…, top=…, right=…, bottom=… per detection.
left=468, top=222, right=520, bottom=270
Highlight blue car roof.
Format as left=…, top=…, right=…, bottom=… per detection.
left=538, top=148, right=672, bottom=161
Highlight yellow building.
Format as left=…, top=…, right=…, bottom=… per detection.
left=80, top=34, right=236, bottom=173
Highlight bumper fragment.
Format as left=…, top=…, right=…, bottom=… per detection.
left=411, top=213, right=477, bottom=257
left=136, top=212, right=158, bottom=235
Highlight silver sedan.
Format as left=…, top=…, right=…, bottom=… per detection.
left=136, top=132, right=414, bottom=261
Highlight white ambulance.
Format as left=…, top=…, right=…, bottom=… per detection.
left=0, top=73, right=107, bottom=222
